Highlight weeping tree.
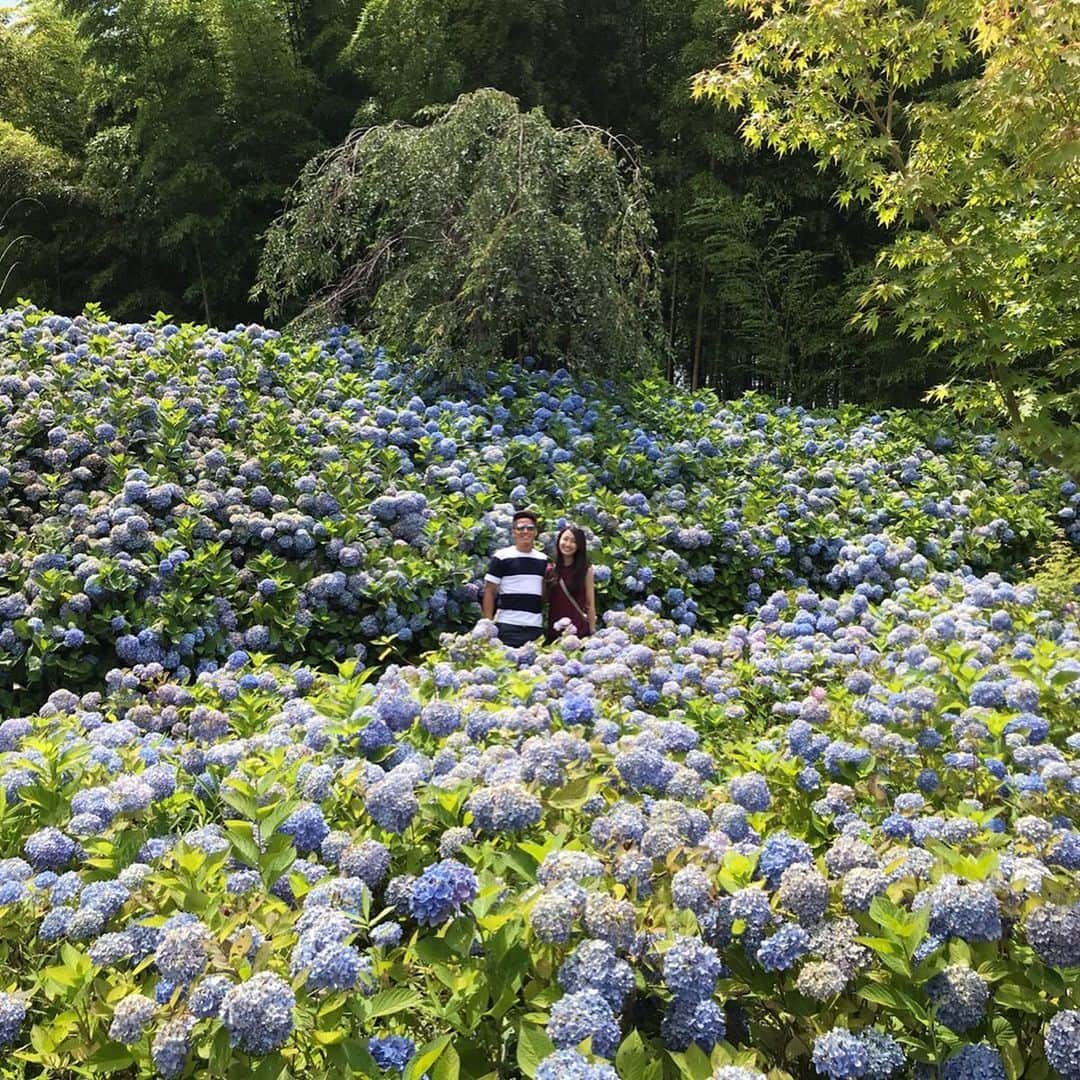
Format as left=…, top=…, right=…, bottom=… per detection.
left=254, top=88, right=667, bottom=377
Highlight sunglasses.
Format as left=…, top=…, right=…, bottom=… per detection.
left=512, top=524, right=537, bottom=532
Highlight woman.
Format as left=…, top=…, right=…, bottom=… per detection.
left=545, top=524, right=596, bottom=638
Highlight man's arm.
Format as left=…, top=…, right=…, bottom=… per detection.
left=481, top=580, right=499, bottom=620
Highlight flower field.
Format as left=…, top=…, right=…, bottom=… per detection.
left=2, top=305, right=1077, bottom=713
left=0, top=304, right=1079, bottom=1079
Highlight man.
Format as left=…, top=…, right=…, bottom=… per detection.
left=481, top=509, right=549, bottom=646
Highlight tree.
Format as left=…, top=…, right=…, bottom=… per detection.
left=694, top=0, right=1080, bottom=472
left=0, top=0, right=362, bottom=320
left=56, top=0, right=328, bottom=322
left=0, top=2, right=87, bottom=308
left=254, top=88, right=667, bottom=378
left=345, top=0, right=463, bottom=124
left=683, top=191, right=842, bottom=401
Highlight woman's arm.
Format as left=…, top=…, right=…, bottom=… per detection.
left=585, top=565, right=596, bottom=633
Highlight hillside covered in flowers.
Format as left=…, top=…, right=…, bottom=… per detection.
left=0, top=305, right=1078, bottom=1079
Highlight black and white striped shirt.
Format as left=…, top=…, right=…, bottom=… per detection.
left=485, top=546, right=548, bottom=629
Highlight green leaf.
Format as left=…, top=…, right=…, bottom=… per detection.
left=444, top=916, right=475, bottom=958
left=29, top=1025, right=55, bottom=1055
left=668, top=1042, right=714, bottom=1080
left=366, top=988, right=422, bottom=1019
left=516, top=1024, right=555, bottom=1079
left=430, top=1042, right=461, bottom=1080
left=868, top=896, right=904, bottom=934
left=993, top=984, right=1045, bottom=1014
left=858, top=983, right=902, bottom=1010
left=412, top=936, right=454, bottom=966
left=220, top=784, right=260, bottom=821
left=85, top=1043, right=136, bottom=1072
left=547, top=776, right=593, bottom=810
left=948, top=939, right=972, bottom=966
left=225, top=820, right=261, bottom=867
left=250, top=1055, right=287, bottom=1080
left=405, top=1034, right=454, bottom=1080
left=616, top=1030, right=652, bottom=1080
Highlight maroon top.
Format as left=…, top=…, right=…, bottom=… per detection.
left=547, top=561, right=590, bottom=637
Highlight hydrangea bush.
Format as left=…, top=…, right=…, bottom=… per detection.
left=2, top=304, right=1077, bottom=713
left=0, top=565, right=1075, bottom=1078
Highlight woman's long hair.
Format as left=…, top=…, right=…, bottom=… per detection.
left=553, top=526, right=589, bottom=597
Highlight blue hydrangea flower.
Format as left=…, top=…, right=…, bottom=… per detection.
left=374, top=689, right=420, bottom=732
left=189, top=975, right=233, bottom=1019
left=918, top=877, right=1002, bottom=942
left=301, top=941, right=368, bottom=993
left=614, top=746, right=675, bottom=794
left=671, top=865, right=713, bottom=916
left=39, top=907, right=73, bottom=941
left=408, top=859, right=478, bottom=926
left=561, top=694, right=596, bottom=726
left=758, top=831, right=813, bottom=888
left=0, top=992, right=25, bottom=1047
left=756, top=923, right=811, bottom=972
left=151, top=1014, right=196, bottom=1078
left=812, top=1023, right=902, bottom=1075
left=1046, top=1011, right=1080, bottom=1080
left=108, top=993, right=157, bottom=1044
left=369, top=1034, right=415, bottom=1073
left=861, top=1030, right=904, bottom=1076
left=777, top=863, right=829, bottom=925
left=88, top=931, right=134, bottom=968
left=339, top=839, right=391, bottom=888
left=529, top=890, right=578, bottom=944
left=370, top=922, right=403, bottom=949
left=536, top=1049, right=618, bottom=1080
left=941, top=1044, right=1006, bottom=1080
left=713, top=804, right=751, bottom=842
left=420, top=701, right=461, bottom=737
left=220, top=973, right=296, bottom=1054
left=663, top=936, right=723, bottom=1001
left=154, top=921, right=209, bottom=983
left=583, top=892, right=636, bottom=952
left=80, top=880, right=129, bottom=919
left=24, top=828, right=82, bottom=871
left=1024, top=904, right=1080, bottom=968
left=365, top=774, right=419, bottom=834
left=729, top=773, right=771, bottom=812
left=547, top=989, right=620, bottom=1059
left=557, top=939, right=635, bottom=1010
left=796, top=960, right=848, bottom=1000
left=467, top=783, right=543, bottom=835
left=811, top=1029, right=869, bottom=1079
left=278, top=803, right=330, bottom=854
left=660, top=996, right=726, bottom=1053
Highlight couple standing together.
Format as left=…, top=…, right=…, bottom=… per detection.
left=480, top=509, right=597, bottom=646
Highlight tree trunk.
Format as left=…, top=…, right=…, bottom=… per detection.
left=667, top=244, right=678, bottom=383
left=691, top=256, right=706, bottom=391
left=194, top=238, right=211, bottom=325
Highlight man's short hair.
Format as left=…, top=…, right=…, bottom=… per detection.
left=512, top=509, right=538, bottom=526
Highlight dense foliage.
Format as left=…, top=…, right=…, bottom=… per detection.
left=0, top=0, right=925, bottom=401
left=3, top=303, right=1078, bottom=715
left=255, top=90, right=666, bottom=375
left=694, top=0, right=1080, bottom=471
left=1, top=0, right=358, bottom=322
